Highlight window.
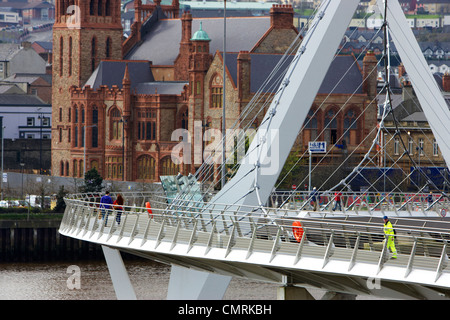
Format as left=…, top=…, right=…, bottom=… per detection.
left=137, top=109, right=156, bottom=140
left=180, top=108, right=188, bottom=130
left=106, top=37, right=112, bottom=58
left=161, top=156, right=179, bottom=176
left=433, top=139, right=439, bottom=156
left=210, top=75, right=223, bottom=108
left=68, top=36, right=72, bottom=76
left=73, top=160, right=77, bottom=177
left=324, top=109, right=338, bottom=145
left=419, top=138, right=424, bottom=156
left=42, top=117, right=50, bottom=127
left=27, top=117, right=34, bottom=126
left=408, top=137, right=414, bottom=155
left=343, top=109, right=358, bottom=145
left=91, top=37, right=97, bottom=72
left=105, top=156, right=123, bottom=180
left=110, top=107, right=122, bottom=140
left=74, top=126, right=78, bottom=147
left=304, top=109, right=318, bottom=146
left=137, top=155, right=156, bottom=180
left=92, top=108, right=98, bottom=148
left=105, top=0, right=111, bottom=16
left=394, top=138, right=399, bottom=155
left=60, top=36, right=64, bottom=76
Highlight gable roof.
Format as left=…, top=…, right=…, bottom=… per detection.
left=224, top=53, right=363, bottom=95
left=126, top=17, right=271, bottom=65
left=84, top=60, right=154, bottom=90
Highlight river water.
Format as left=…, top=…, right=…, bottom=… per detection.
left=0, top=260, right=281, bottom=300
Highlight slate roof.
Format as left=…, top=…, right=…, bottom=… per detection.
left=4, top=73, right=52, bottom=85
left=84, top=60, right=154, bottom=90
left=0, top=93, right=48, bottom=106
left=135, top=81, right=188, bottom=95
left=126, top=16, right=271, bottom=65
left=0, top=43, right=21, bottom=62
left=225, top=53, right=364, bottom=95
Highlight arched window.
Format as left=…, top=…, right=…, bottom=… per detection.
left=324, top=109, right=338, bottom=145
left=110, top=107, right=122, bottom=140
left=98, top=0, right=103, bottom=16
left=210, top=75, right=223, bottom=108
left=90, top=0, right=95, bottom=15
left=60, top=161, right=64, bottom=176
left=137, top=155, right=156, bottom=180
left=161, top=157, right=179, bottom=176
left=92, top=108, right=98, bottom=148
left=105, top=0, right=111, bottom=16
left=178, top=107, right=188, bottom=130
left=304, top=109, right=318, bottom=141
left=91, top=160, right=99, bottom=171
left=73, top=160, right=78, bottom=177
left=65, top=162, right=69, bottom=177
left=343, top=108, right=358, bottom=146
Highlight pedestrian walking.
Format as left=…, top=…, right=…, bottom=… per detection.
left=100, top=191, right=113, bottom=226
left=310, top=187, right=319, bottom=211
left=427, top=191, right=433, bottom=209
left=383, top=216, right=397, bottom=259
left=113, top=194, right=124, bottom=225
left=332, top=191, right=342, bottom=211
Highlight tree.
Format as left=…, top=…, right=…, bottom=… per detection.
left=81, top=168, right=103, bottom=193
left=54, top=185, right=68, bottom=213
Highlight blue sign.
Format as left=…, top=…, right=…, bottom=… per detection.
left=308, top=141, right=327, bottom=153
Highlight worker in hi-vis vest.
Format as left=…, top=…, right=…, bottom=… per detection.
left=383, top=216, right=397, bottom=259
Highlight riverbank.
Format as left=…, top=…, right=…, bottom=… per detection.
left=0, top=218, right=105, bottom=262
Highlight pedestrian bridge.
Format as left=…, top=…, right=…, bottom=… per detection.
left=59, top=191, right=450, bottom=300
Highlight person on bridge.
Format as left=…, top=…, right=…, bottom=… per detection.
left=100, top=191, right=113, bottom=226
left=427, top=191, right=434, bottom=209
left=113, top=194, right=124, bottom=225
left=332, top=191, right=343, bottom=211
left=310, top=187, right=319, bottom=211
left=383, top=216, right=397, bottom=259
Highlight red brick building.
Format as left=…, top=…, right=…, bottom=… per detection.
left=51, top=0, right=378, bottom=182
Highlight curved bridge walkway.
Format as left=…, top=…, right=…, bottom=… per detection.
left=59, top=192, right=450, bottom=300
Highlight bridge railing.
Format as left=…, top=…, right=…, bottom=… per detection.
left=60, top=193, right=450, bottom=280
left=270, top=190, right=450, bottom=215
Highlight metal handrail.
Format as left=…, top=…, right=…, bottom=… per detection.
left=60, top=194, right=450, bottom=281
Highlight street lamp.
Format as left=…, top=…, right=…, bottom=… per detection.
left=20, top=162, right=25, bottom=199
left=37, top=107, right=43, bottom=175
left=120, top=117, right=127, bottom=181
left=83, top=124, right=97, bottom=177
left=1, top=125, right=4, bottom=201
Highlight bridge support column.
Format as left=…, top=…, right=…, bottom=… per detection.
left=277, top=286, right=315, bottom=300
left=167, top=265, right=232, bottom=300
left=102, top=245, right=137, bottom=300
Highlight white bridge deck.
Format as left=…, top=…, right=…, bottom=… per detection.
left=59, top=191, right=450, bottom=300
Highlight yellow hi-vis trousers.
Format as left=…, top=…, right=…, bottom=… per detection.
left=386, top=235, right=397, bottom=258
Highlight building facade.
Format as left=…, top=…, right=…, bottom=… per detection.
left=51, top=0, right=379, bottom=183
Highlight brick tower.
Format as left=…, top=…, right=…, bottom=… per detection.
left=52, top=0, right=123, bottom=176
